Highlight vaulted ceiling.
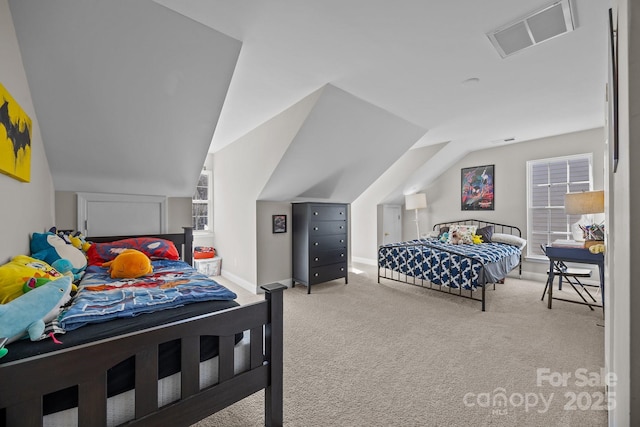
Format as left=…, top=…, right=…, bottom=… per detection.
left=9, top=0, right=610, bottom=202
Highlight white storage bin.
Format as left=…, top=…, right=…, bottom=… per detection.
left=194, top=256, right=222, bottom=276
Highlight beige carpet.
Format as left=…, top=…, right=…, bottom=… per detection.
left=194, top=264, right=607, bottom=427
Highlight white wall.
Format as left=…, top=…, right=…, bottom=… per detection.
left=256, top=201, right=292, bottom=287
left=213, top=89, right=320, bottom=293
left=351, top=143, right=445, bottom=264
left=609, top=1, right=633, bottom=424
left=0, top=0, right=55, bottom=262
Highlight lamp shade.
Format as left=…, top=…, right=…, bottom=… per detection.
left=405, top=193, right=427, bottom=210
left=564, top=190, right=604, bottom=215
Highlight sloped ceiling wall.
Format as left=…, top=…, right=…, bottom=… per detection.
left=258, top=84, right=426, bottom=203
left=9, top=0, right=241, bottom=197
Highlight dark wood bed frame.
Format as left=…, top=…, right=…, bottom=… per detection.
left=377, top=219, right=522, bottom=311
left=0, top=227, right=285, bottom=427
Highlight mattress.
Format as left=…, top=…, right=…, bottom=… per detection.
left=378, top=239, right=521, bottom=288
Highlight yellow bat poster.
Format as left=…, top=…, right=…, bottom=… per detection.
left=0, top=82, right=32, bottom=182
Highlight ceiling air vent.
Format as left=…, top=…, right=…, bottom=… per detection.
left=487, top=0, right=575, bottom=58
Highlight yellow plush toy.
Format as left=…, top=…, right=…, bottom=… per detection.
left=589, top=244, right=606, bottom=254
left=101, top=249, right=153, bottom=279
left=0, top=256, right=63, bottom=303
left=472, top=234, right=483, bottom=244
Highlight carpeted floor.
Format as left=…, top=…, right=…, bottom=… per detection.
left=194, top=263, right=607, bottom=427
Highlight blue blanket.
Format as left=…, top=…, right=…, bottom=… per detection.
left=378, top=239, right=521, bottom=289
left=59, top=259, right=237, bottom=331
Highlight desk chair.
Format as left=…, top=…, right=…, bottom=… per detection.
left=540, top=245, right=598, bottom=310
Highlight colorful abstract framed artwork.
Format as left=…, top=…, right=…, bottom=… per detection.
left=0, top=83, right=32, bottom=182
left=461, top=164, right=494, bottom=211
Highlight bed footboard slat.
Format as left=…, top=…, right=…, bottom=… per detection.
left=78, top=376, right=107, bottom=427
left=135, top=347, right=159, bottom=418
left=180, top=335, right=200, bottom=399
left=219, top=335, right=235, bottom=383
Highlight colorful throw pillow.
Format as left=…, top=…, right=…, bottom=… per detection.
left=446, top=225, right=477, bottom=244
left=87, top=237, right=180, bottom=266
left=476, top=225, right=494, bottom=243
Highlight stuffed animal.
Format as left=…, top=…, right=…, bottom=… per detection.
left=449, top=230, right=463, bottom=245
left=102, top=249, right=153, bottom=279
left=439, top=232, right=450, bottom=243
left=51, top=259, right=83, bottom=283
left=30, top=231, right=87, bottom=275
left=0, top=276, right=73, bottom=358
left=589, top=244, right=606, bottom=254
left=23, top=277, right=53, bottom=293
left=70, top=233, right=91, bottom=253
left=0, top=255, right=63, bottom=304
left=472, top=234, right=483, bottom=244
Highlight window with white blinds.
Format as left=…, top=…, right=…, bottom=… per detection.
left=526, top=154, right=593, bottom=259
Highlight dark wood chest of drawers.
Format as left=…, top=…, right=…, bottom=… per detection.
left=292, top=202, right=348, bottom=293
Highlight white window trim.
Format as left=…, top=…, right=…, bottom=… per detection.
left=525, top=153, right=593, bottom=260
left=193, top=169, right=213, bottom=235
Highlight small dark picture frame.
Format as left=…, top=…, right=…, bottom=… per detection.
left=272, top=214, right=287, bottom=233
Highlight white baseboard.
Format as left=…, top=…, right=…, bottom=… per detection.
left=221, top=270, right=292, bottom=294
left=220, top=269, right=259, bottom=294
left=352, top=256, right=377, bottom=266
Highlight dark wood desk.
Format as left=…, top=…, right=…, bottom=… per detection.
left=545, top=246, right=605, bottom=310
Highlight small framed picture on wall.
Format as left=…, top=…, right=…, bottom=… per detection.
left=272, top=214, right=287, bottom=233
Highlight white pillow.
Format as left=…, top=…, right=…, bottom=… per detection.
left=491, top=233, right=527, bottom=249
left=425, top=230, right=440, bottom=239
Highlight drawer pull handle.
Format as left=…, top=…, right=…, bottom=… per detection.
left=313, top=212, right=319, bottom=215
left=340, top=268, right=344, bottom=271
left=341, top=253, right=344, bottom=257
left=314, top=273, right=319, bottom=277
left=340, top=239, right=344, bottom=243
left=314, top=242, right=319, bottom=246
left=314, top=257, right=319, bottom=261
left=339, top=226, right=344, bottom=229
left=339, top=211, right=344, bottom=215
left=313, top=227, right=319, bottom=231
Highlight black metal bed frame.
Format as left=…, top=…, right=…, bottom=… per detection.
left=377, top=219, right=523, bottom=311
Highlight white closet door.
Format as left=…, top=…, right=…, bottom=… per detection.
left=382, top=204, right=402, bottom=244
left=77, top=193, right=167, bottom=237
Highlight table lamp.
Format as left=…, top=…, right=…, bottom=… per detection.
left=564, top=190, right=605, bottom=243
left=405, top=193, right=427, bottom=239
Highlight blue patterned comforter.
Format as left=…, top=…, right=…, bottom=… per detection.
left=59, top=259, right=237, bottom=331
left=378, top=239, right=521, bottom=289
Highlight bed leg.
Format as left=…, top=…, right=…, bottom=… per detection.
left=482, top=284, right=486, bottom=312
left=261, top=283, right=286, bottom=427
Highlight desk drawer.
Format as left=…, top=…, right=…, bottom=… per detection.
left=310, top=205, right=347, bottom=221
left=309, top=263, right=347, bottom=285
left=310, top=234, right=347, bottom=251
left=309, top=220, right=347, bottom=236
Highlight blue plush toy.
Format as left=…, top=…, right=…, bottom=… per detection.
left=30, top=231, right=87, bottom=276
left=0, top=276, right=73, bottom=358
